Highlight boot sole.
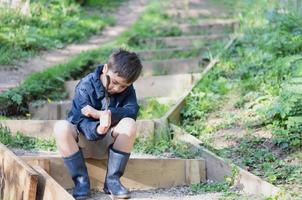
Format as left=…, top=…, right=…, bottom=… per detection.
left=110, top=194, right=131, bottom=200
left=104, top=189, right=130, bottom=199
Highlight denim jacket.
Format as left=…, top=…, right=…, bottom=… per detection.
left=67, top=65, right=139, bottom=140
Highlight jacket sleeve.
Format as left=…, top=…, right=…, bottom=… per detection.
left=74, top=85, right=103, bottom=141
left=109, top=87, right=140, bottom=126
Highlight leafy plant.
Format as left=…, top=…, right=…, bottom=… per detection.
left=138, top=98, right=170, bottom=119
left=0, top=0, right=118, bottom=65
left=0, top=124, right=56, bottom=151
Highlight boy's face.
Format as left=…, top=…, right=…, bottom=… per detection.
left=102, top=64, right=131, bottom=94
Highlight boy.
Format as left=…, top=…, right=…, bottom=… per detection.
left=53, top=48, right=143, bottom=199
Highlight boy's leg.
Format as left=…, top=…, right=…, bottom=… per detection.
left=104, top=117, right=136, bottom=199
left=111, top=117, right=137, bottom=152
left=53, top=120, right=90, bottom=199
left=53, top=120, right=79, bottom=157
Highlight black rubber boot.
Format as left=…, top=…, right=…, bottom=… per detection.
left=103, top=145, right=131, bottom=199
left=63, top=150, right=90, bottom=199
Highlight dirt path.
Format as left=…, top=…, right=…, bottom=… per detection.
left=0, top=0, right=148, bottom=93
left=87, top=187, right=224, bottom=200
left=204, top=91, right=248, bottom=149
left=204, top=90, right=272, bottom=149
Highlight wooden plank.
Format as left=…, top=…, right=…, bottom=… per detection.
left=1, top=120, right=57, bottom=139
left=29, top=98, right=173, bottom=120
left=136, top=47, right=205, bottom=60
left=165, top=94, right=187, bottom=125
left=22, top=155, right=74, bottom=189
left=166, top=9, right=210, bottom=18
left=87, top=159, right=204, bottom=189
left=65, top=73, right=198, bottom=99
left=87, top=158, right=206, bottom=190
left=172, top=126, right=232, bottom=181
left=0, top=143, right=38, bottom=200
left=134, top=74, right=197, bottom=99
left=27, top=158, right=51, bottom=174
left=145, top=34, right=228, bottom=48
left=142, top=57, right=202, bottom=77
left=29, top=100, right=69, bottom=120
left=1, top=119, right=155, bottom=140
left=179, top=19, right=239, bottom=35
left=33, top=166, right=74, bottom=200
left=185, top=159, right=206, bottom=184
left=171, top=125, right=280, bottom=197
left=22, top=155, right=206, bottom=190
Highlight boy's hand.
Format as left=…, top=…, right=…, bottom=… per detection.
left=97, top=110, right=111, bottom=134
left=81, top=105, right=100, bottom=119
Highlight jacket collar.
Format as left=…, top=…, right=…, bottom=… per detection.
left=92, top=64, right=105, bottom=99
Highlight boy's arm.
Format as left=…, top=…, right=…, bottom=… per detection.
left=81, top=87, right=139, bottom=126
left=77, top=86, right=110, bottom=134
left=80, top=86, right=139, bottom=127
left=81, top=105, right=102, bottom=119
left=109, top=88, right=139, bottom=126
left=81, top=105, right=111, bottom=134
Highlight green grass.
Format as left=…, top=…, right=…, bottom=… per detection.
left=0, top=45, right=113, bottom=116
left=0, top=0, right=229, bottom=117
left=190, top=182, right=229, bottom=194
left=181, top=66, right=233, bottom=137
left=0, top=0, right=188, bottom=117
left=0, top=124, right=56, bottom=151
left=133, top=133, right=200, bottom=159
left=117, top=1, right=183, bottom=49
left=180, top=0, right=302, bottom=198
left=0, top=0, right=121, bottom=65
left=84, top=0, right=127, bottom=9
left=138, top=98, right=170, bottom=119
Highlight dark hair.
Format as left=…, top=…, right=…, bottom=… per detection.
left=107, top=48, right=143, bottom=83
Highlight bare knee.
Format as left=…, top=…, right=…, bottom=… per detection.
left=113, top=118, right=136, bottom=138
left=53, top=120, right=77, bottom=140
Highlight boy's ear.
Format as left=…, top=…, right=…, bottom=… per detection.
left=103, top=64, right=108, bottom=74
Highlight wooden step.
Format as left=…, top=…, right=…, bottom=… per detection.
left=28, top=97, right=176, bottom=120
left=34, top=166, right=74, bottom=200
left=142, top=58, right=202, bottom=76
left=166, top=9, right=229, bottom=19
left=65, top=73, right=200, bottom=99
left=0, top=143, right=39, bottom=200
left=1, top=119, right=155, bottom=140
left=22, top=155, right=206, bottom=190
left=136, top=47, right=204, bottom=60
left=179, top=19, right=239, bottom=35
left=144, top=34, right=229, bottom=48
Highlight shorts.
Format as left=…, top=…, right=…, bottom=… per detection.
left=75, top=126, right=115, bottom=159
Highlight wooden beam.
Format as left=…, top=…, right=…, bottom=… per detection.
left=166, top=9, right=228, bottom=19
left=1, top=119, right=155, bottom=140
left=21, top=155, right=74, bottom=189
left=65, top=73, right=198, bottom=100
left=141, top=57, right=202, bottom=76
left=171, top=125, right=280, bottom=197
left=86, top=158, right=206, bottom=190
left=29, top=97, right=176, bottom=120
left=21, top=155, right=206, bottom=190
left=0, top=143, right=38, bottom=200
left=136, top=47, right=205, bottom=60
left=179, top=19, right=239, bottom=35
left=144, top=34, right=229, bottom=48
left=165, top=36, right=237, bottom=124
left=1, top=120, right=57, bottom=139
left=134, top=74, right=198, bottom=99
left=33, top=166, right=74, bottom=200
